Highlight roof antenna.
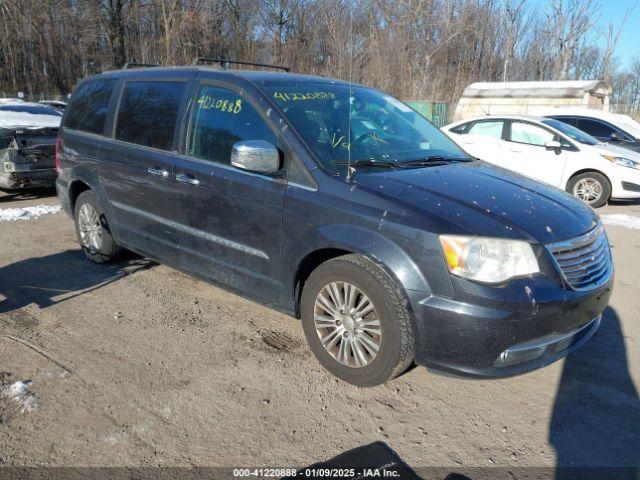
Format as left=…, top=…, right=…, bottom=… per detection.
left=345, top=1, right=355, bottom=182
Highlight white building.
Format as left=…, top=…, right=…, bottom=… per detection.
left=453, top=80, right=611, bottom=121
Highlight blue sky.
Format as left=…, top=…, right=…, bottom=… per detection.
left=599, top=0, right=639, bottom=68
left=530, top=0, right=639, bottom=69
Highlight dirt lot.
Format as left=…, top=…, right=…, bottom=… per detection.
left=0, top=188, right=638, bottom=476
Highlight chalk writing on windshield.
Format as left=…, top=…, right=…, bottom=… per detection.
left=367, top=132, right=388, bottom=146
left=273, top=92, right=336, bottom=102
left=331, top=133, right=350, bottom=150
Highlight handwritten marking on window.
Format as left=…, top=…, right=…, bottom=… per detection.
left=273, top=92, right=336, bottom=102
left=368, top=132, right=388, bottom=146
left=197, top=95, right=242, bottom=114
left=331, top=132, right=350, bottom=150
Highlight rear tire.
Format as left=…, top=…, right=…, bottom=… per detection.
left=74, top=190, right=121, bottom=263
left=300, top=254, right=414, bottom=387
left=567, top=172, right=610, bottom=208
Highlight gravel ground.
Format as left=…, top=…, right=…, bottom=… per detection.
left=0, top=188, right=638, bottom=476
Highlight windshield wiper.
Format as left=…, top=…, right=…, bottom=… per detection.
left=332, top=160, right=400, bottom=168
left=399, top=156, right=471, bottom=167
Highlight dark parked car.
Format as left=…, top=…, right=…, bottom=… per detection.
left=39, top=100, right=68, bottom=113
left=0, top=101, right=61, bottom=190
left=56, top=65, right=613, bottom=386
left=545, top=110, right=640, bottom=153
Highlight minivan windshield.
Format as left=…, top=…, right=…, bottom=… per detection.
left=542, top=118, right=599, bottom=146
left=260, top=82, right=469, bottom=172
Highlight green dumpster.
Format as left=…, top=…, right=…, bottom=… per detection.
left=405, top=101, right=450, bottom=127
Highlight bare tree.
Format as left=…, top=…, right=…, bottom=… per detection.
left=601, top=3, right=635, bottom=82
left=502, top=0, right=528, bottom=82
left=546, top=0, right=600, bottom=80
left=0, top=0, right=638, bottom=117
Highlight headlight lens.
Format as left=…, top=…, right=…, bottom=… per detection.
left=602, top=154, right=640, bottom=170
left=439, top=235, right=539, bottom=283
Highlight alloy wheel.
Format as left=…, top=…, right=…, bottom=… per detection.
left=573, top=178, right=603, bottom=204
left=78, top=203, right=103, bottom=252
left=313, top=281, right=381, bottom=368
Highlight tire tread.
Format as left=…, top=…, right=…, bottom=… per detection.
left=339, top=254, right=415, bottom=381
left=567, top=171, right=611, bottom=208
left=303, top=253, right=415, bottom=385
left=74, top=190, right=121, bottom=263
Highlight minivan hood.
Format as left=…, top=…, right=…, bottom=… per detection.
left=354, top=161, right=598, bottom=244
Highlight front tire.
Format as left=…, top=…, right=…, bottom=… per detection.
left=74, top=190, right=121, bottom=263
left=567, top=172, right=610, bottom=208
left=300, top=254, right=414, bottom=387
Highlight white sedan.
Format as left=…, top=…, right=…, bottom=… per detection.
left=442, top=115, right=640, bottom=208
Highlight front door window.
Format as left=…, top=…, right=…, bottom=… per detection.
left=188, top=85, right=277, bottom=164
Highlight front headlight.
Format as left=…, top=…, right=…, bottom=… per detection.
left=602, top=154, right=640, bottom=170
left=439, top=235, right=539, bottom=283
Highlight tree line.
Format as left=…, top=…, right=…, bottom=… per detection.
left=0, top=0, right=638, bottom=113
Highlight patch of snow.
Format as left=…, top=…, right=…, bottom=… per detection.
left=0, top=204, right=61, bottom=222
left=103, top=434, right=120, bottom=446
left=0, top=380, right=38, bottom=414
left=0, top=111, right=61, bottom=128
left=601, top=214, right=640, bottom=230
left=468, top=80, right=601, bottom=91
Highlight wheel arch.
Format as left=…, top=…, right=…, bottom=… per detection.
left=290, top=225, right=434, bottom=317
left=293, top=248, right=354, bottom=317
left=566, top=168, right=612, bottom=193
left=65, top=169, right=121, bottom=243
left=68, top=179, right=92, bottom=213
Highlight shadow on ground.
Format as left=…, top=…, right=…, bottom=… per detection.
left=608, top=198, right=640, bottom=207
left=0, top=187, right=57, bottom=203
left=0, top=249, right=153, bottom=314
left=550, top=306, right=640, bottom=479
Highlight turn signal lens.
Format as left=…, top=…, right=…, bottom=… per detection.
left=441, top=236, right=464, bottom=270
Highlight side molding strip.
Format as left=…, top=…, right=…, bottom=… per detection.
left=111, top=201, right=270, bottom=260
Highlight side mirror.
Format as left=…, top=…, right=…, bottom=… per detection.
left=609, top=132, right=625, bottom=142
left=545, top=140, right=562, bottom=151
left=231, top=140, right=283, bottom=175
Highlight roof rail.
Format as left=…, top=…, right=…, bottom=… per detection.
left=191, top=57, right=290, bottom=72
left=122, top=62, right=160, bottom=69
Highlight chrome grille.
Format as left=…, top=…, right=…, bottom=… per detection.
left=547, top=224, right=612, bottom=291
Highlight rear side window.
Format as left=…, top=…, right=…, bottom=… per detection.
left=188, top=85, right=276, bottom=164
left=575, top=118, right=621, bottom=139
left=65, top=79, right=116, bottom=134
left=449, top=123, right=469, bottom=134
left=467, top=121, right=504, bottom=139
left=115, top=81, right=184, bottom=151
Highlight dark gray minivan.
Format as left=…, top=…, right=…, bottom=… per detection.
left=56, top=65, right=613, bottom=386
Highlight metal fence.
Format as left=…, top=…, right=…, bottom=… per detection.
left=405, top=101, right=452, bottom=127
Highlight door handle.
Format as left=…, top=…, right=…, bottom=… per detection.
left=175, top=173, right=200, bottom=186
left=147, top=167, right=169, bottom=178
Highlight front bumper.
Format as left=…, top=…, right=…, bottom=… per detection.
left=408, top=274, right=613, bottom=377
left=610, top=168, right=640, bottom=199
left=0, top=168, right=57, bottom=189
